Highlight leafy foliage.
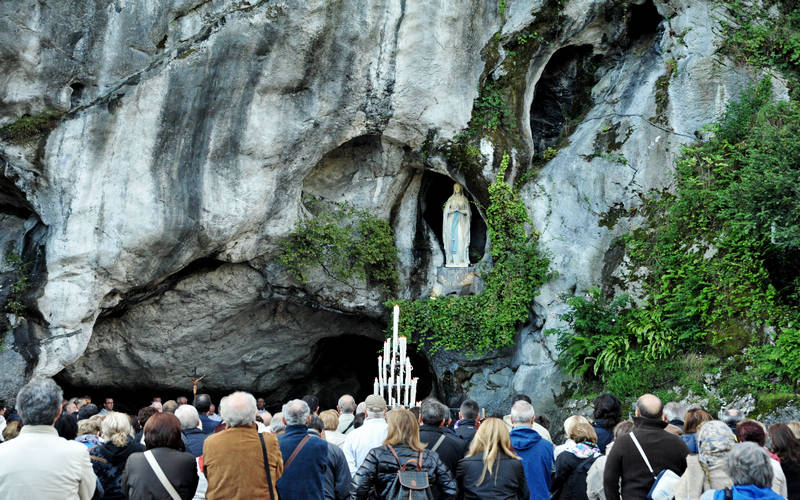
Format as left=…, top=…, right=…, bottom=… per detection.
left=389, top=153, right=552, bottom=355
left=279, top=198, right=399, bottom=293
left=0, top=109, right=64, bottom=144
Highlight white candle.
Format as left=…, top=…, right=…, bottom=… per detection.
left=404, top=380, right=410, bottom=407
left=374, top=377, right=379, bottom=395
left=393, top=305, right=399, bottom=357
left=410, top=378, right=417, bottom=407
left=399, top=336, right=407, bottom=367
left=378, top=356, right=383, bottom=385
left=389, top=353, right=395, bottom=392
left=405, top=357, right=411, bottom=386
left=396, top=375, right=401, bottom=407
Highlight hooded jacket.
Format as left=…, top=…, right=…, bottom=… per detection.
left=89, top=438, right=146, bottom=500
left=510, top=426, right=555, bottom=500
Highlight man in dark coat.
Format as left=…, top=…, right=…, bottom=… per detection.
left=194, top=394, right=217, bottom=434
left=277, top=399, right=328, bottom=499
left=454, top=399, right=479, bottom=446
left=308, top=416, right=351, bottom=500
left=174, top=404, right=207, bottom=457
left=418, top=399, right=467, bottom=475
left=603, top=394, right=690, bottom=500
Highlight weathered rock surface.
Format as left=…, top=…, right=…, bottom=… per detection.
left=0, top=0, right=765, bottom=412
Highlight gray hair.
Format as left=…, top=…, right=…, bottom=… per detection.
left=270, top=412, right=286, bottom=433
left=283, top=399, right=310, bottom=426
left=220, top=391, right=257, bottom=428
left=366, top=408, right=384, bottom=419
left=338, top=395, right=356, bottom=414
left=726, top=442, right=774, bottom=488
left=420, top=398, right=446, bottom=426
left=174, top=404, right=200, bottom=431
left=511, top=400, right=535, bottom=424
left=720, top=408, right=744, bottom=425
left=664, top=402, right=685, bottom=422
left=17, top=377, right=63, bottom=426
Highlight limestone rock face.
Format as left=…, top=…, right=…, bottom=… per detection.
left=0, top=0, right=762, bottom=412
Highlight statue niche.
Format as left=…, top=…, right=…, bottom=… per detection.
left=443, top=183, right=471, bottom=268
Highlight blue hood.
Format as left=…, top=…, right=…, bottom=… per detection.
left=510, top=426, right=543, bottom=451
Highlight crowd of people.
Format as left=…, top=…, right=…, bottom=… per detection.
left=0, top=377, right=799, bottom=499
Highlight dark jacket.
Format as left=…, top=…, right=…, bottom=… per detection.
left=602, top=416, right=689, bottom=500
left=122, top=447, right=199, bottom=500
left=456, top=452, right=529, bottom=499
left=510, top=426, right=554, bottom=500
left=199, top=414, right=217, bottom=434
left=308, top=430, right=350, bottom=500
left=277, top=425, right=328, bottom=500
left=781, top=460, right=800, bottom=500
left=351, top=444, right=457, bottom=499
left=420, top=425, right=467, bottom=474
left=182, top=427, right=207, bottom=458
left=592, top=419, right=615, bottom=454
left=89, top=438, right=146, bottom=500
left=455, top=419, right=478, bottom=446
left=550, top=450, right=599, bottom=500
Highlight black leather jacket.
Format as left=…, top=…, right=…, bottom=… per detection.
left=351, top=444, right=458, bottom=499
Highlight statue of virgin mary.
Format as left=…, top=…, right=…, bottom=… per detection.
left=443, top=183, right=471, bottom=267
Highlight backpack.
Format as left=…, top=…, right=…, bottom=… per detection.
left=384, top=445, right=434, bottom=500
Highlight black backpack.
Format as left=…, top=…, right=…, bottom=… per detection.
left=384, top=445, right=434, bottom=500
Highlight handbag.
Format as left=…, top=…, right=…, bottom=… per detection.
left=629, top=432, right=681, bottom=500
left=385, top=445, right=433, bottom=500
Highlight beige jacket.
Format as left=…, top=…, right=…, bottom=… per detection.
left=674, top=454, right=733, bottom=500
left=0, top=425, right=96, bottom=499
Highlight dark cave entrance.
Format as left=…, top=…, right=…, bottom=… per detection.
left=627, top=0, right=663, bottom=43
left=420, top=171, right=487, bottom=265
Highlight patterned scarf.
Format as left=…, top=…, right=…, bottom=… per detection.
left=698, top=420, right=736, bottom=468
left=565, top=440, right=601, bottom=459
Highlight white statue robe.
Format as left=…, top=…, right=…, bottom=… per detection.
left=443, top=191, right=471, bottom=267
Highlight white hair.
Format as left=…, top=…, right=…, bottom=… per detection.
left=174, top=404, right=200, bottom=430
left=282, top=399, right=310, bottom=426
left=220, top=391, right=257, bottom=428
left=338, top=395, right=356, bottom=414
left=511, top=400, right=535, bottom=424
left=270, top=412, right=286, bottom=433
left=664, top=402, right=685, bottom=422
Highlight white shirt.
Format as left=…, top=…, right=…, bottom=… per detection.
left=0, top=425, right=96, bottom=500
left=342, top=417, right=388, bottom=476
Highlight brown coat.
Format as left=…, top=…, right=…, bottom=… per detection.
left=203, top=424, right=283, bottom=500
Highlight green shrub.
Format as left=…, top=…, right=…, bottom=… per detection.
left=0, top=109, right=64, bottom=144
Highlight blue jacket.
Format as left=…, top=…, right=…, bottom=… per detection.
left=510, top=426, right=554, bottom=500
left=183, top=427, right=207, bottom=457
left=199, top=414, right=217, bottom=434
left=593, top=419, right=614, bottom=454
left=681, top=432, right=698, bottom=454
left=278, top=424, right=328, bottom=500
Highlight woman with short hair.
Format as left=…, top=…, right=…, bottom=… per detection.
left=351, top=408, right=457, bottom=499
left=551, top=422, right=601, bottom=500
left=122, top=412, right=199, bottom=500
left=700, top=442, right=785, bottom=499
left=319, top=409, right=346, bottom=447
left=89, top=411, right=145, bottom=499
left=455, top=417, right=528, bottom=499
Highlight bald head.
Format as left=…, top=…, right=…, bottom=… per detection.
left=636, top=394, right=663, bottom=420
left=337, top=395, right=356, bottom=415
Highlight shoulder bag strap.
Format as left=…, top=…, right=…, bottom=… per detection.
left=258, top=432, right=275, bottom=500
left=343, top=419, right=355, bottom=433
left=143, top=450, right=182, bottom=500
left=629, top=432, right=657, bottom=480
left=417, top=450, right=423, bottom=471
left=284, top=435, right=312, bottom=471
left=387, top=444, right=402, bottom=466
left=430, top=434, right=447, bottom=453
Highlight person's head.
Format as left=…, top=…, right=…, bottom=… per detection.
left=103, top=398, right=114, bottom=412
left=256, top=397, right=265, bottom=410
left=353, top=413, right=365, bottom=429
left=592, top=393, right=622, bottom=426
left=459, top=399, right=479, bottom=420
left=162, top=400, right=178, bottom=414
left=282, top=399, right=311, bottom=426
left=466, top=418, right=519, bottom=485
left=613, top=419, right=634, bottom=440
left=726, top=441, right=774, bottom=488
left=152, top=397, right=162, bottom=403
left=697, top=420, right=736, bottom=466
left=511, top=394, right=531, bottom=404
left=220, top=391, right=257, bottom=428
left=337, top=394, right=355, bottom=415
left=151, top=401, right=163, bottom=413
left=569, top=422, right=598, bottom=445
left=301, top=395, right=319, bottom=415
left=259, top=411, right=272, bottom=426
left=664, top=402, right=685, bottom=423
left=3, top=421, right=20, bottom=440
left=176, top=396, right=188, bottom=406
left=308, top=415, right=325, bottom=435
left=144, top=412, right=183, bottom=450
left=768, top=423, right=800, bottom=465
left=684, top=408, right=714, bottom=434
left=364, top=394, right=387, bottom=419
left=77, top=418, right=101, bottom=436
left=736, top=420, right=766, bottom=447
left=78, top=403, right=99, bottom=420
left=420, top=398, right=447, bottom=427
left=174, top=403, right=201, bottom=431
left=54, top=412, right=78, bottom=440
left=101, top=411, right=133, bottom=447
left=563, top=415, right=591, bottom=437
left=787, top=421, right=800, bottom=440
left=17, top=377, right=63, bottom=426
left=65, top=402, right=78, bottom=414
left=534, top=414, right=550, bottom=429
left=510, top=400, right=535, bottom=426
left=270, top=412, right=286, bottom=434
left=635, top=394, right=663, bottom=420
left=194, top=394, right=212, bottom=413
left=207, top=403, right=216, bottom=416
left=137, top=405, right=159, bottom=430
left=720, top=408, right=743, bottom=426
left=319, top=409, right=340, bottom=431
left=384, top=408, right=424, bottom=452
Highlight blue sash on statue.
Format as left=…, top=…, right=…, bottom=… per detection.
left=450, top=212, right=460, bottom=256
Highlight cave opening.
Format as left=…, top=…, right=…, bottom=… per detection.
left=69, top=82, right=85, bottom=108
left=420, top=171, right=487, bottom=265
left=764, top=246, right=800, bottom=309
left=628, top=0, right=663, bottom=43
left=529, top=45, right=602, bottom=159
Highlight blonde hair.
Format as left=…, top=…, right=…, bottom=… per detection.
left=319, top=410, right=339, bottom=431
left=569, top=422, right=598, bottom=444
left=787, top=421, right=800, bottom=440
left=384, top=408, right=425, bottom=452
left=2, top=420, right=20, bottom=440
left=78, top=418, right=101, bottom=436
left=466, top=418, right=520, bottom=485
left=563, top=415, right=591, bottom=436
left=101, top=411, right=133, bottom=447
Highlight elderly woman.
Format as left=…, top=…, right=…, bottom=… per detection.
left=90, top=411, right=145, bottom=499
left=737, top=420, right=788, bottom=497
left=319, top=409, right=346, bottom=447
left=674, top=420, right=736, bottom=500
left=122, top=412, right=199, bottom=500
left=681, top=408, right=714, bottom=454
left=75, top=418, right=102, bottom=449
left=554, top=415, right=592, bottom=458
left=700, top=442, right=786, bottom=499
left=551, top=422, right=601, bottom=500
left=352, top=408, right=456, bottom=499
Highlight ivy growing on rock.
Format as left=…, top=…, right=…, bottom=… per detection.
left=388, top=153, right=552, bottom=355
